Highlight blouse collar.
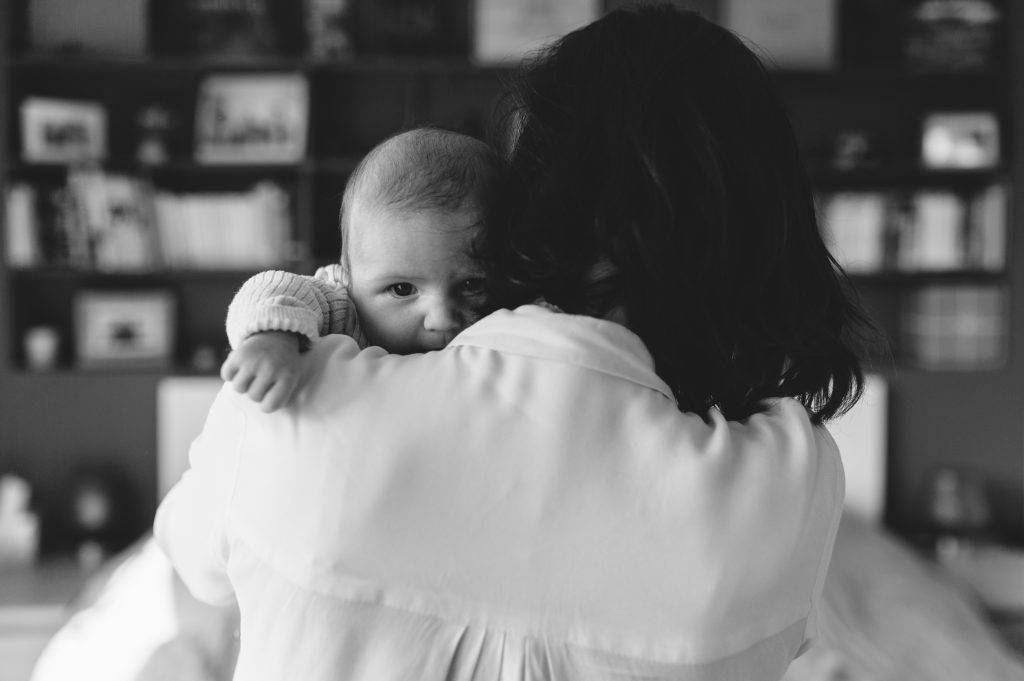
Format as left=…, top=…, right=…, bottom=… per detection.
left=451, top=305, right=676, bottom=402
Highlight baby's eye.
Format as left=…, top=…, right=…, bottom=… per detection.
left=387, top=283, right=416, bottom=297
left=460, top=278, right=486, bottom=296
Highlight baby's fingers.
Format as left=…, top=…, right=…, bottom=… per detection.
left=245, top=371, right=276, bottom=406
left=259, top=375, right=298, bottom=413
left=220, top=353, right=240, bottom=382
left=227, top=363, right=258, bottom=395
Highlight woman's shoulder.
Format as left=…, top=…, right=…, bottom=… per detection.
left=709, top=397, right=844, bottom=493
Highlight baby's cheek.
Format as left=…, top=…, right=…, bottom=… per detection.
left=467, top=297, right=491, bottom=324
left=459, top=312, right=480, bottom=331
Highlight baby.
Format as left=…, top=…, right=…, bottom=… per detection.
left=221, top=127, right=506, bottom=411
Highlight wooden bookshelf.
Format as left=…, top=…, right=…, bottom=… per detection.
left=0, top=0, right=1021, bottom=552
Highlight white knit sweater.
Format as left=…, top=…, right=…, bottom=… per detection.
left=225, top=265, right=367, bottom=350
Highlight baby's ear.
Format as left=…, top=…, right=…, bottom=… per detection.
left=338, top=248, right=352, bottom=289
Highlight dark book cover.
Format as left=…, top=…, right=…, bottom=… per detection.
left=904, top=0, right=1003, bottom=72
left=150, top=0, right=303, bottom=58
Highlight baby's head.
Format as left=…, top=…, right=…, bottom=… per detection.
left=339, top=127, right=506, bottom=354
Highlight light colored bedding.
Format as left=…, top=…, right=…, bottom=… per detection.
left=31, top=514, right=1024, bottom=681
left=30, top=536, right=238, bottom=681
left=783, top=513, right=1024, bottom=681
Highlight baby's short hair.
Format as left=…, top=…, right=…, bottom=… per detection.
left=339, top=127, right=506, bottom=264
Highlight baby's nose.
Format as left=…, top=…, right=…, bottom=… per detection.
left=423, top=298, right=464, bottom=332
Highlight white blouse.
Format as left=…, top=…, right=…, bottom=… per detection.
left=155, top=305, right=844, bottom=681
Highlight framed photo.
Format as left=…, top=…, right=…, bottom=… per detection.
left=472, top=0, right=598, bottom=64
left=29, top=0, right=147, bottom=57
left=722, top=0, right=836, bottom=69
left=74, top=290, right=176, bottom=369
left=922, top=111, right=1000, bottom=169
left=194, top=73, right=309, bottom=164
left=20, top=97, right=107, bottom=163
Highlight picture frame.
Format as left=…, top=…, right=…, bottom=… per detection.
left=29, top=0, right=148, bottom=57
left=922, top=111, right=1000, bottom=169
left=20, top=97, right=107, bottom=164
left=721, top=0, right=837, bottom=69
left=74, top=290, right=176, bottom=370
left=194, top=73, right=309, bottom=164
left=472, top=0, right=598, bottom=64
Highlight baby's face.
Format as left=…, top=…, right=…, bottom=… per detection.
left=346, top=205, right=487, bottom=354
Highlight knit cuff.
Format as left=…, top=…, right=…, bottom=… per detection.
left=226, top=300, right=321, bottom=350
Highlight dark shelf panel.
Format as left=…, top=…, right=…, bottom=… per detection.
left=140, top=160, right=313, bottom=175
left=10, top=52, right=310, bottom=73
left=9, top=52, right=515, bottom=76
left=12, top=52, right=1002, bottom=83
left=808, top=162, right=1005, bottom=185
left=771, top=66, right=1005, bottom=87
left=23, top=159, right=998, bottom=186
left=10, top=158, right=362, bottom=176
left=310, top=156, right=362, bottom=174
left=7, top=266, right=274, bottom=280
left=848, top=269, right=1006, bottom=284
left=310, top=56, right=513, bottom=75
left=11, top=365, right=219, bottom=377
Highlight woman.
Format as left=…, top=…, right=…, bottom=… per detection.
left=155, top=5, right=870, bottom=680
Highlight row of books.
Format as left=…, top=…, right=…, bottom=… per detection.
left=4, top=170, right=294, bottom=271
left=819, top=184, right=1006, bottom=274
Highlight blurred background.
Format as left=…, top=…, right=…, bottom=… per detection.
left=7, top=0, right=1020, bottom=556
left=0, top=0, right=1019, bottom=568
left=0, top=0, right=1019, bottom=659
left=0, top=0, right=1023, bottom=677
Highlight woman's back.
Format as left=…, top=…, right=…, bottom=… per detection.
left=195, top=309, right=843, bottom=680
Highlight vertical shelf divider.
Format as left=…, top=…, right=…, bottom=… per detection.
left=0, top=0, right=12, bottom=369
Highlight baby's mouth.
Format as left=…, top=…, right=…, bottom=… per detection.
left=422, top=332, right=457, bottom=351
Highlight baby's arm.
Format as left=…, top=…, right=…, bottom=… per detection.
left=225, top=266, right=359, bottom=349
left=221, top=267, right=360, bottom=412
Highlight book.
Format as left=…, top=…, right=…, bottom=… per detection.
left=819, top=192, right=886, bottom=273
left=304, top=0, right=355, bottom=59
left=3, top=184, right=41, bottom=267
left=911, top=190, right=966, bottom=272
left=187, top=0, right=279, bottom=57
left=65, top=169, right=160, bottom=271
left=904, top=0, right=1002, bottom=72
left=153, top=183, right=292, bottom=270
left=967, top=183, right=1006, bottom=271
left=887, top=194, right=918, bottom=272
left=195, top=73, right=309, bottom=165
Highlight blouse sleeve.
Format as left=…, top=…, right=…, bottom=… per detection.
left=224, top=265, right=364, bottom=349
left=153, top=385, right=246, bottom=605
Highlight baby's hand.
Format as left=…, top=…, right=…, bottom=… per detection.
left=220, top=331, right=304, bottom=413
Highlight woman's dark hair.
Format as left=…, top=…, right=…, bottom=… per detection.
left=482, top=2, right=876, bottom=423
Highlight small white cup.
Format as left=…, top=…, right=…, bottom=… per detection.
left=24, top=326, right=60, bottom=371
